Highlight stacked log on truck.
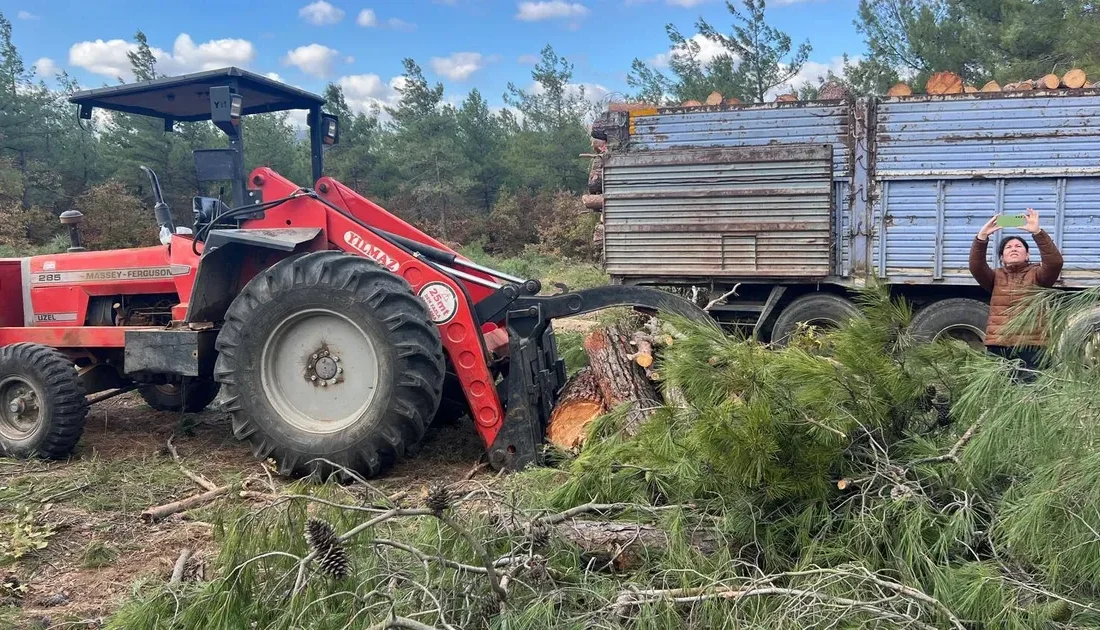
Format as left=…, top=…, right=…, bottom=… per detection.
left=887, top=69, right=1095, bottom=96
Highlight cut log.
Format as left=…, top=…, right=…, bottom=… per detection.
left=963, top=85, right=978, bottom=93
left=1039, top=73, right=1060, bottom=90
left=582, top=194, right=604, bottom=212
left=584, top=323, right=662, bottom=438
left=1062, top=69, right=1087, bottom=89
left=681, top=100, right=702, bottom=107
left=981, top=80, right=1001, bottom=92
left=886, top=82, right=912, bottom=97
left=775, top=93, right=798, bottom=102
left=607, top=102, right=657, bottom=113
left=587, top=158, right=602, bottom=194
left=724, top=97, right=742, bottom=105
left=704, top=91, right=723, bottom=105
left=818, top=80, right=849, bottom=100
left=629, top=331, right=655, bottom=369
left=1016, top=80, right=1034, bottom=91
left=554, top=520, right=718, bottom=572
left=926, top=71, right=963, bottom=95
left=546, top=368, right=606, bottom=450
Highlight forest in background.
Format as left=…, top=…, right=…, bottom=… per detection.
left=0, top=0, right=1097, bottom=259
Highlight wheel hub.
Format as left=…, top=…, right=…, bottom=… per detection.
left=260, top=308, right=381, bottom=434
left=0, top=378, right=42, bottom=440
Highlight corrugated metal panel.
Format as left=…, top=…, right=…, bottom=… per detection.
left=629, top=102, right=852, bottom=177
left=877, top=92, right=1100, bottom=178
left=603, top=145, right=834, bottom=279
left=875, top=92, right=1100, bottom=288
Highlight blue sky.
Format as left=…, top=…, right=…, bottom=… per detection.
left=2, top=0, right=865, bottom=118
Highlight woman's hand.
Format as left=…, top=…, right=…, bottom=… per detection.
left=1023, top=208, right=1041, bottom=234
left=977, top=215, right=1002, bottom=241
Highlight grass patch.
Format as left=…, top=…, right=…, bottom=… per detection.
left=457, top=243, right=609, bottom=292
left=82, top=540, right=119, bottom=568
left=554, top=330, right=589, bottom=377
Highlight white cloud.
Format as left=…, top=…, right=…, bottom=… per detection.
left=517, top=54, right=539, bottom=65
left=68, top=33, right=255, bottom=81
left=16, top=10, right=37, bottom=19
left=515, top=1, right=588, bottom=21
left=651, top=33, right=733, bottom=68
left=386, top=17, right=416, bottom=31
left=357, top=9, right=415, bottom=30
left=283, top=43, right=340, bottom=78
left=767, top=55, right=850, bottom=99
left=33, top=57, right=59, bottom=78
left=299, top=1, right=345, bottom=25
left=345, top=55, right=355, bottom=63
left=265, top=71, right=283, bottom=81
left=430, top=52, right=486, bottom=81
left=356, top=9, right=378, bottom=26
left=337, top=73, right=404, bottom=115
left=667, top=0, right=709, bottom=5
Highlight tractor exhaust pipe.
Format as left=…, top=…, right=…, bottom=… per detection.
left=59, top=210, right=86, bottom=252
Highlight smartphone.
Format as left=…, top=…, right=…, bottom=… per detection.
left=997, top=214, right=1026, bottom=228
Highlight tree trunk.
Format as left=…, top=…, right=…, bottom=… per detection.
left=980, top=80, right=1001, bottom=92
left=926, top=71, right=963, bottom=95
left=1062, top=69, right=1087, bottom=89
left=886, top=83, right=912, bottom=97
left=554, top=520, right=719, bottom=572
left=584, top=324, right=662, bottom=438
left=1039, top=73, right=1060, bottom=90
left=546, top=368, right=606, bottom=450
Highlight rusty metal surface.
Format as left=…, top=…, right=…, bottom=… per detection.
left=602, top=144, right=834, bottom=279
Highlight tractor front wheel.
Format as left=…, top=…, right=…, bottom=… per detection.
left=214, top=251, right=445, bottom=478
left=138, top=380, right=221, bottom=413
left=0, top=343, right=88, bottom=459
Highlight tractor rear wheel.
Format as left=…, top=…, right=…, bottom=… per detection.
left=138, top=380, right=221, bottom=412
left=0, top=343, right=88, bottom=459
left=214, top=251, right=445, bottom=478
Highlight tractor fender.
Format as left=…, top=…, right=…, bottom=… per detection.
left=185, top=228, right=322, bottom=324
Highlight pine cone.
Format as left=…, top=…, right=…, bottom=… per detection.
left=305, top=517, right=338, bottom=555
left=426, top=483, right=452, bottom=516
left=316, top=545, right=350, bottom=579
left=528, top=521, right=551, bottom=550
left=934, top=403, right=951, bottom=426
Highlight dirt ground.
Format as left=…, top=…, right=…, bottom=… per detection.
left=0, top=393, right=487, bottom=629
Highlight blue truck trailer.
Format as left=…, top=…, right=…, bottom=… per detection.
left=590, top=89, right=1100, bottom=345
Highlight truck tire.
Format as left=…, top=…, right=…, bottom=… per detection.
left=1054, top=306, right=1100, bottom=367
left=771, top=293, right=861, bottom=346
left=214, top=251, right=445, bottom=478
left=138, top=380, right=221, bottom=413
left=0, top=343, right=88, bottom=459
left=909, top=298, right=988, bottom=349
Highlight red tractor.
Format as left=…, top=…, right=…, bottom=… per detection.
left=0, top=68, right=709, bottom=478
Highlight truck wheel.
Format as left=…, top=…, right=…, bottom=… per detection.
left=909, top=298, right=988, bottom=349
left=1055, top=306, right=1100, bottom=367
left=771, top=293, right=861, bottom=346
left=0, top=343, right=88, bottom=459
left=214, top=251, right=445, bottom=478
left=138, top=380, right=221, bottom=413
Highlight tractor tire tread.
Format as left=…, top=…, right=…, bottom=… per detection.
left=0, top=343, right=88, bottom=459
left=214, top=251, right=445, bottom=479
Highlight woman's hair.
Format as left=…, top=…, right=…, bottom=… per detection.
left=999, top=236, right=1029, bottom=256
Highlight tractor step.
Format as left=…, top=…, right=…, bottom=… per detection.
left=124, top=327, right=218, bottom=378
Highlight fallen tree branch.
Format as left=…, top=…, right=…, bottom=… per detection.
left=536, top=502, right=693, bottom=526
left=167, top=435, right=218, bottom=492
left=142, top=486, right=228, bottom=523
left=704, top=284, right=741, bottom=312
left=366, top=616, right=442, bottom=630
left=169, top=548, right=193, bottom=585
left=906, top=418, right=983, bottom=468
left=371, top=539, right=521, bottom=574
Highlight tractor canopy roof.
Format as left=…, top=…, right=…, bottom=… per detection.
left=68, top=67, right=326, bottom=122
